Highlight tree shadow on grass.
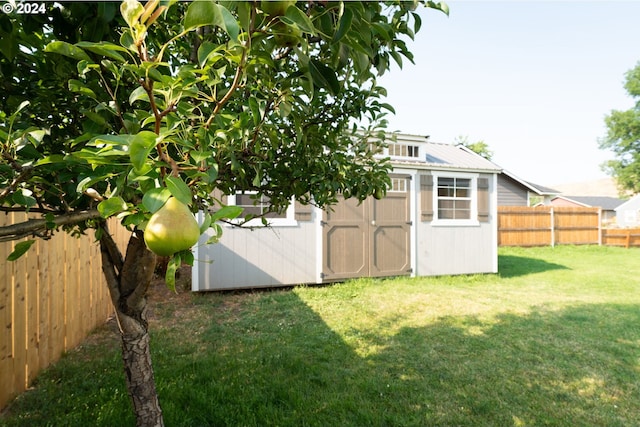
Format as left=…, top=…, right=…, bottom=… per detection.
left=156, top=296, right=639, bottom=427
left=4, top=290, right=638, bottom=427
left=498, top=254, right=569, bottom=278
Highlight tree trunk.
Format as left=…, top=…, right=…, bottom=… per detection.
left=99, top=226, right=164, bottom=427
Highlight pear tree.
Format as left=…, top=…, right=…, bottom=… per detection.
left=0, top=1, right=449, bottom=425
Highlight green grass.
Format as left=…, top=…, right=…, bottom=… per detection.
left=2, top=245, right=640, bottom=426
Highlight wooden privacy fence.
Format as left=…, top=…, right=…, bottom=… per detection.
left=0, top=213, right=130, bottom=410
left=602, top=228, right=640, bottom=248
left=498, top=206, right=601, bottom=247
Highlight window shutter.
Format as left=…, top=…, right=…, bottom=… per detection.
left=477, top=177, right=490, bottom=222
left=420, top=174, right=434, bottom=221
left=294, top=201, right=313, bottom=221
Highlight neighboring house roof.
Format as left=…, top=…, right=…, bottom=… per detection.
left=499, top=169, right=560, bottom=196
left=552, top=195, right=626, bottom=210
left=384, top=133, right=502, bottom=173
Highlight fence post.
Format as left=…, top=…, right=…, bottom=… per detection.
left=598, top=208, right=602, bottom=246
left=626, top=230, right=631, bottom=249
left=550, top=207, right=555, bottom=247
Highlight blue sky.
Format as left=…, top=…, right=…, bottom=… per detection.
left=378, top=0, right=640, bottom=186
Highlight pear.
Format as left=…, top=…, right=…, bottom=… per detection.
left=272, top=22, right=302, bottom=47
left=261, top=0, right=296, bottom=17
left=144, top=197, right=200, bottom=256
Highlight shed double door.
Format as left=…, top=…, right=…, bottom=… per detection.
left=322, top=175, right=411, bottom=281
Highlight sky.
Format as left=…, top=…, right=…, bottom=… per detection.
left=378, top=0, right=640, bottom=187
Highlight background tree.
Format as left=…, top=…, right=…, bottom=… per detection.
left=454, top=135, right=493, bottom=160
left=600, top=61, right=640, bottom=194
left=0, top=0, right=448, bottom=425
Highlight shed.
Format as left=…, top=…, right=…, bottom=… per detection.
left=614, top=194, right=640, bottom=227
left=192, top=133, right=502, bottom=291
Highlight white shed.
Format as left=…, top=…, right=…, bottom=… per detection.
left=192, top=134, right=502, bottom=291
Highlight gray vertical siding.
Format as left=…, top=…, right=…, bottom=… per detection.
left=416, top=223, right=496, bottom=276
left=497, top=174, right=528, bottom=206
left=193, top=219, right=318, bottom=290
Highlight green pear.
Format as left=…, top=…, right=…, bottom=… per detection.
left=272, top=22, right=302, bottom=47
left=373, top=187, right=385, bottom=200
left=144, top=197, right=200, bottom=256
left=261, top=0, right=296, bottom=17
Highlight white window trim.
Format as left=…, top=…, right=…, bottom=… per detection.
left=226, top=193, right=298, bottom=227
left=431, top=171, right=480, bottom=227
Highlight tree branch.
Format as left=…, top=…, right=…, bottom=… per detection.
left=98, top=221, right=125, bottom=274
left=0, top=209, right=102, bottom=242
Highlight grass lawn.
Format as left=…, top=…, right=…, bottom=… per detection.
left=1, top=245, right=639, bottom=426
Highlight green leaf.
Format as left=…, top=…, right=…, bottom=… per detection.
left=180, top=249, right=195, bottom=267
left=284, top=6, right=315, bottom=34
left=75, top=41, right=127, bottom=62
left=165, top=176, right=192, bottom=205
left=0, top=30, right=18, bottom=61
left=129, top=86, right=150, bottom=105
left=13, top=189, right=37, bottom=208
left=68, top=79, right=97, bottom=99
left=44, top=41, right=92, bottom=62
left=7, top=240, right=36, bottom=261
left=332, top=8, right=353, bottom=43
left=210, top=205, right=243, bottom=222
left=184, top=0, right=216, bottom=31
left=197, top=41, right=218, bottom=67
left=199, top=211, right=212, bottom=234
left=217, top=4, right=240, bottom=41
left=142, top=187, right=171, bottom=213
left=97, top=196, right=127, bottom=218
left=309, top=60, right=340, bottom=95
left=378, top=102, right=396, bottom=114
left=130, top=131, right=157, bottom=173
left=427, top=0, right=449, bottom=16
left=121, top=0, right=145, bottom=28
left=249, top=97, right=262, bottom=127
left=184, top=1, right=239, bottom=40
left=34, top=155, right=66, bottom=166
left=165, top=253, right=181, bottom=292
left=190, top=150, right=213, bottom=163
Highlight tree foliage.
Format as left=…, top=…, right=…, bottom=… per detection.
left=1, top=1, right=449, bottom=424
left=455, top=135, right=493, bottom=160
left=600, top=61, right=640, bottom=193
left=2, top=0, right=447, bottom=260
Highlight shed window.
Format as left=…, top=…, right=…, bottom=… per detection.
left=227, top=192, right=299, bottom=226
left=435, top=176, right=476, bottom=222
left=437, top=177, right=471, bottom=220
left=234, top=192, right=285, bottom=218
left=389, top=143, right=420, bottom=158
left=389, top=177, right=407, bottom=193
